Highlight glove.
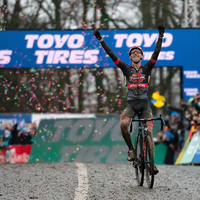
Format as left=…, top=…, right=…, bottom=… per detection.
left=93, top=29, right=102, bottom=40
left=158, top=24, right=165, bottom=37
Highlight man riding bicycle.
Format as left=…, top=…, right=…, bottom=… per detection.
left=93, top=24, right=165, bottom=175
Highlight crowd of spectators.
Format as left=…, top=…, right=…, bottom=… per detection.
left=0, top=122, right=36, bottom=148
left=157, top=92, right=200, bottom=164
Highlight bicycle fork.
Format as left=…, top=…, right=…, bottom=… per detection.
left=143, top=137, right=146, bottom=158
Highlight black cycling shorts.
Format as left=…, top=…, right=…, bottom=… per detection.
left=121, top=98, right=153, bottom=120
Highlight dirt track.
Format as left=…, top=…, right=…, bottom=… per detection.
left=0, top=163, right=200, bottom=200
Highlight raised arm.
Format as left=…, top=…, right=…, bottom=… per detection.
left=151, top=24, right=165, bottom=63
left=93, top=29, right=128, bottom=73
left=145, top=24, right=165, bottom=72
left=93, top=29, right=119, bottom=63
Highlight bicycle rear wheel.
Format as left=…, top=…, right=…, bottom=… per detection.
left=134, top=135, right=144, bottom=186
left=145, top=135, right=154, bottom=188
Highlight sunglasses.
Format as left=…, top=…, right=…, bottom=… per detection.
left=130, top=49, right=141, bottom=54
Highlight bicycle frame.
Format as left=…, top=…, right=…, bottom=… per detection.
left=132, top=114, right=165, bottom=154
left=137, top=120, right=149, bottom=164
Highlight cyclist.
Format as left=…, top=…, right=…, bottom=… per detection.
left=93, top=24, right=165, bottom=175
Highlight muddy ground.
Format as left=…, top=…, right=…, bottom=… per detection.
left=0, top=163, right=199, bottom=200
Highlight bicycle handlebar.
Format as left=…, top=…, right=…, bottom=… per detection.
left=131, top=114, right=166, bottom=131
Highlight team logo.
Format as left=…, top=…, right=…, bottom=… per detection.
left=129, top=73, right=145, bottom=83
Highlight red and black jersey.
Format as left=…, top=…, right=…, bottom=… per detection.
left=100, top=37, right=163, bottom=100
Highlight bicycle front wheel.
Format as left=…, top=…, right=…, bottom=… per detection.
left=145, top=135, right=154, bottom=188
left=134, top=135, right=144, bottom=186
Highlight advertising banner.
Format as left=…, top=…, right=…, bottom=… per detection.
left=192, top=139, right=200, bottom=164
left=154, top=143, right=168, bottom=164
left=29, top=116, right=166, bottom=164
left=0, top=29, right=199, bottom=68
left=1, top=29, right=200, bottom=100
left=29, top=116, right=133, bottom=163
left=175, top=137, right=190, bottom=165
left=180, top=133, right=200, bottom=164
left=31, top=113, right=95, bottom=128
left=0, top=145, right=32, bottom=164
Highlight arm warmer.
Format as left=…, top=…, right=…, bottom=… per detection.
left=151, top=37, right=163, bottom=61
left=100, top=41, right=119, bottom=63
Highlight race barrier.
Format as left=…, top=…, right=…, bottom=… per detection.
left=0, top=145, right=32, bottom=164
left=192, top=142, right=200, bottom=164
left=29, top=115, right=167, bottom=164
left=29, top=116, right=136, bottom=163
left=175, top=131, right=200, bottom=165
left=0, top=113, right=169, bottom=164
left=175, top=137, right=190, bottom=165
left=154, top=143, right=168, bottom=165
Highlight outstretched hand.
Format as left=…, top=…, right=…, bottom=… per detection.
left=93, top=29, right=102, bottom=40
left=158, top=24, right=165, bottom=37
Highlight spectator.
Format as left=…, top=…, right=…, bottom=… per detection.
left=194, top=92, right=200, bottom=113
left=185, top=94, right=200, bottom=139
left=7, top=123, right=21, bottom=145
left=156, top=124, right=178, bottom=165
left=3, top=127, right=11, bottom=141
left=157, top=125, right=175, bottom=143
left=167, top=98, right=190, bottom=120
left=170, top=112, right=185, bottom=151
left=18, top=123, right=37, bottom=144
left=0, top=123, right=20, bottom=147
left=0, top=123, right=37, bottom=148
left=167, top=98, right=193, bottom=128
left=166, top=92, right=200, bottom=142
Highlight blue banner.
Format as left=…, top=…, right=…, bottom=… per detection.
left=192, top=141, right=200, bottom=164
left=0, top=29, right=200, bottom=100
left=180, top=133, right=200, bottom=164
left=0, top=114, right=32, bottom=135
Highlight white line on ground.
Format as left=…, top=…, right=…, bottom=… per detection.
left=74, top=163, right=89, bottom=200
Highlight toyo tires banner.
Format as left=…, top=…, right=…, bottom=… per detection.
left=0, top=29, right=200, bottom=68
left=0, top=29, right=200, bottom=100
left=0, top=113, right=167, bottom=164
left=29, top=116, right=132, bottom=163
left=28, top=115, right=166, bottom=164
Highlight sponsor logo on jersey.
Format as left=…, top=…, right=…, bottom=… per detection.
left=129, top=73, right=145, bottom=83
left=127, top=83, right=148, bottom=88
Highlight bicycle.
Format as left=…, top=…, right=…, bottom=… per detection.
left=130, top=113, right=165, bottom=188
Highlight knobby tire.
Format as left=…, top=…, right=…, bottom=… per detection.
left=134, top=135, right=144, bottom=186
left=145, top=135, right=154, bottom=188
